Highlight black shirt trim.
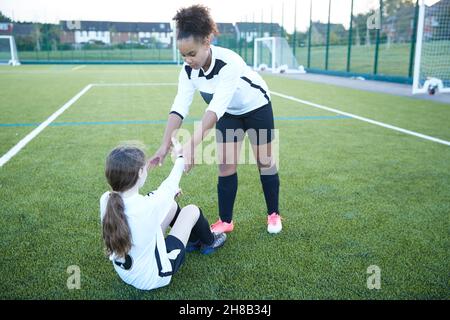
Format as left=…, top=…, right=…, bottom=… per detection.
left=240, top=76, right=270, bottom=103
left=184, top=65, right=192, bottom=80
left=199, top=59, right=227, bottom=80
left=154, top=246, right=173, bottom=277
left=169, top=111, right=184, bottom=120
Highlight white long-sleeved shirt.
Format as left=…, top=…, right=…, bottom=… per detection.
left=99, top=157, right=184, bottom=290
left=170, top=45, right=271, bottom=120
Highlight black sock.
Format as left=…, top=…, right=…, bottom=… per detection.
left=169, top=203, right=181, bottom=227
left=217, top=173, right=238, bottom=223
left=188, top=208, right=214, bottom=245
left=260, top=172, right=280, bottom=215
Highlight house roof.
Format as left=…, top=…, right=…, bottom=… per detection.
left=58, top=20, right=291, bottom=35
left=59, top=21, right=172, bottom=33
left=384, top=5, right=416, bottom=25
left=216, top=23, right=236, bottom=34
left=12, top=23, right=35, bottom=36
left=113, top=22, right=171, bottom=33
left=235, top=22, right=282, bottom=33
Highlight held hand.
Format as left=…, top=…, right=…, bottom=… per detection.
left=182, top=144, right=195, bottom=173
left=148, top=145, right=169, bottom=168
left=171, top=136, right=183, bottom=158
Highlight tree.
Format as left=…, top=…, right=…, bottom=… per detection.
left=383, top=0, right=416, bottom=43
left=352, top=14, right=370, bottom=46
left=0, top=11, right=12, bottom=23
left=40, top=23, right=61, bottom=51
left=384, top=0, right=415, bottom=16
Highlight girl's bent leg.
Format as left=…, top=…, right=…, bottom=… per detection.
left=169, top=204, right=200, bottom=247
left=161, top=200, right=179, bottom=233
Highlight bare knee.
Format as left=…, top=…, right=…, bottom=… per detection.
left=256, top=156, right=273, bottom=169
left=180, top=204, right=200, bottom=222
left=258, top=159, right=278, bottom=175
left=219, top=164, right=237, bottom=177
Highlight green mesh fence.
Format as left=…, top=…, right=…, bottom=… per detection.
left=9, top=0, right=430, bottom=82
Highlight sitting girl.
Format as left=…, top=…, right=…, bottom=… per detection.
left=100, top=138, right=226, bottom=290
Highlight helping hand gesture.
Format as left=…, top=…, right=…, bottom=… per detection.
left=182, top=144, right=194, bottom=173
left=171, top=136, right=183, bottom=158
left=148, top=145, right=169, bottom=168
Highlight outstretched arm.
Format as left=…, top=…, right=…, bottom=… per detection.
left=149, top=65, right=195, bottom=168
left=148, top=113, right=183, bottom=167
left=183, top=110, right=217, bottom=172
left=147, top=137, right=185, bottom=223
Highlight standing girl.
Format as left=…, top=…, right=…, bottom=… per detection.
left=150, top=5, right=282, bottom=234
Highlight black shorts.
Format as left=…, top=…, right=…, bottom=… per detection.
left=165, top=235, right=185, bottom=275
left=216, top=102, right=275, bottom=145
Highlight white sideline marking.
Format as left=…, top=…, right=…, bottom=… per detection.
left=271, top=91, right=450, bottom=147
left=93, top=83, right=177, bottom=87
left=72, top=65, right=86, bottom=71
left=0, top=84, right=93, bottom=168
left=0, top=82, right=178, bottom=168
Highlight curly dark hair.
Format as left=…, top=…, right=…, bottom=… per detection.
left=173, top=4, right=218, bottom=40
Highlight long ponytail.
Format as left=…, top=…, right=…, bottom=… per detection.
left=102, top=192, right=131, bottom=258
left=102, top=146, right=146, bottom=258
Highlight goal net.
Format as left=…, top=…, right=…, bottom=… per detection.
left=412, top=0, right=450, bottom=94
left=254, top=37, right=305, bottom=74
left=0, top=36, right=20, bottom=66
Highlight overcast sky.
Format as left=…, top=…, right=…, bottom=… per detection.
left=0, top=0, right=441, bottom=32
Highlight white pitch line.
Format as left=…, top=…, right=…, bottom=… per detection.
left=0, top=84, right=93, bottom=168
left=93, top=83, right=177, bottom=87
left=271, top=91, right=450, bottom=147
left=71, top=65, right=86, bottom=71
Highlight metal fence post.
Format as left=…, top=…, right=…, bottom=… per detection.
left=408, top=0, right=420, bottom=78
left=346, top=0, right=354, bottom=72
left=270, top=6, right=273, bottom=36
left=251, top=38, right=255, bottom=66
left=325, top=0, right=331, bottom=70
left=373, top=0, right=383, bottom=75
left=244, top=35, right=248, bottom=63
left=293, top=0, right=297, bottom=58
left=281, top=1, right=284, bottom=38
left=307, top=0, right=312, bottom=68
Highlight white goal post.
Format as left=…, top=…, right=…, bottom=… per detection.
left=412, top=0, right=450, bottom=94
left=254, top=37, right=305, bottom=74
left=0, top=35, right=20, bottom=66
